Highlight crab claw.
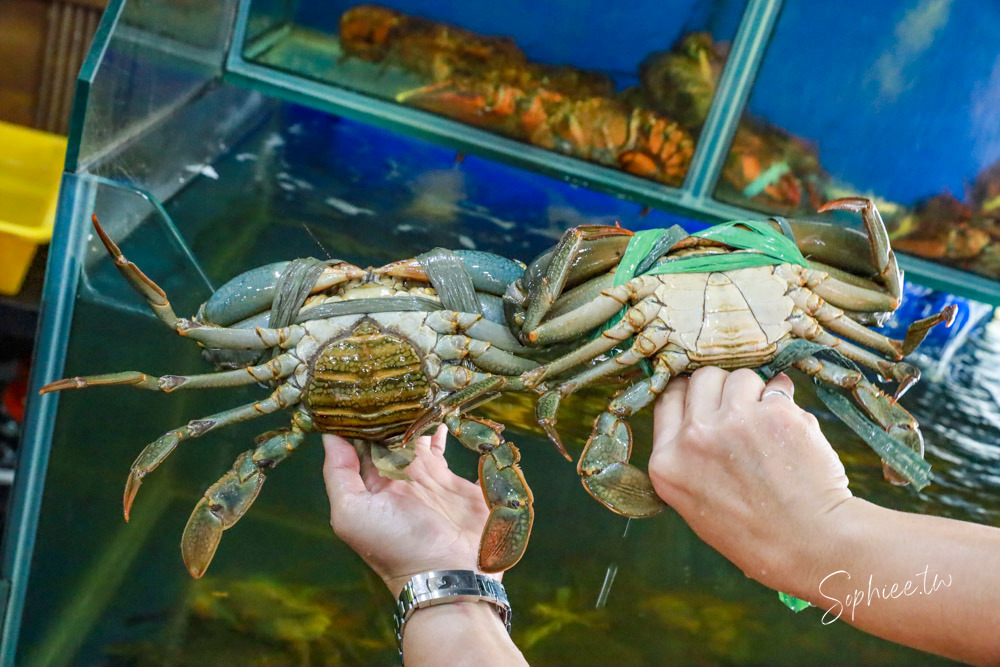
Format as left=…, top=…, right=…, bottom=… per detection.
left=818, top=197, right=902, bottom=306
left=578, top=413, right=665, bottom=517
left=181, top=450, right=266, bottom=578
left=181, top=499, right=224, bottom=578
left=478, top=443, right=534, bottom=572
left=883, top=421, right=925, bottom=486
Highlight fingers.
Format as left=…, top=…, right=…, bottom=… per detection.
left=428, top=424, right=448, bottom=455
left=685, top=366, right=728, bottom=414
left=760, top=372, right=795, bottom=402
left=721, top=368, right=766, bottom=407
left=322, top=434, right=368, bottom=504
left=653, top=376, right=688, bottom=448
left=357, top=444, right=392, bottom=493
left=413, top=424, right=448, bottom=458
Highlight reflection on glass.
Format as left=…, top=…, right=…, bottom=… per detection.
left=244, top=0, right=746, bottom=187
left=715, top=1, right=1000, bottom=280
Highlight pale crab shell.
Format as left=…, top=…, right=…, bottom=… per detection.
left=653, top=265, right=793, bottom=363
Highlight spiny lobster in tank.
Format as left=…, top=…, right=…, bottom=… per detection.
left=42, top=198, right=954, bottom=577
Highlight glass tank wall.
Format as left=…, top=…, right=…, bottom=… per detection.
left=5, top=0, right=999, bottom=664
left=716, top=1, right=1000, bottom=283
left=242, top=0, right=747, bottom=189
left=228, top=0, right=1000, bottom=303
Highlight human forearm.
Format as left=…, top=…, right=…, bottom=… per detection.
left=649, top=369, right=1000, bottom=665
left=793, top=498, right=1000, bottom=665
left=401, top=602, right=528, bottom=667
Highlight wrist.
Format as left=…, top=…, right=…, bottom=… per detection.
left=791, top=496, right=879, bottom=601
left=393, top=569, right=514, bottom=663
left=402, top=602, right=523, bottom=666
left=385, top=567, right=502, bottom=599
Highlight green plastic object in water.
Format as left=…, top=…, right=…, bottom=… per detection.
left=778, top=591, right=811, bottom=613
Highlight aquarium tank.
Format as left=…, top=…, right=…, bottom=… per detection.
left=4, top=0, right=998, bottom=664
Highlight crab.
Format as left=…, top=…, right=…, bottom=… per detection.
left=338, top=4, right=614, bottom=98
left=42, top=216, right=548, bottom=578
left=397, top=79, right=695, bottom=187
left=500, top=197, right=954, bottom=515
left=42, top=198, right=950, bottom=579
left=337, top=4, right=693, bottom=187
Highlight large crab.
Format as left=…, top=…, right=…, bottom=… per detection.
left=43, top=217, right=547, bottom=577
left=42, top=198, right=951, bottom=578
left=500, top=197, right=954, bottom=516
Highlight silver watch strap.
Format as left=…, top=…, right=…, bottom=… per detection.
left=394, top=570, right=511, bottom=661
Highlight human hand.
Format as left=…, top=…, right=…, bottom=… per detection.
left=648, top=367, right=857, bottom=595
left=322, top=426, right=494, bottom=598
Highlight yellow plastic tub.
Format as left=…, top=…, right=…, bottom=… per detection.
left=0, top=122, right=67, bottom=295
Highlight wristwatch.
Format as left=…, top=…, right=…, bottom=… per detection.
left=393, top=570, right=512, bottom=661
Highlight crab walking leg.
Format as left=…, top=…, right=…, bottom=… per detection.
left=432, top=335, right=539, bottom=375
left=522, top=274, right=662, bottom=346
left=40, top=353, right=301, bottom=393
left=123, top=382, right=302, bottom=520
left=445, top=414, right=534, bottom=572
left=521, top=295, right=664, bottom=388
left=788, top=288, right=957, bottom=360
left=794, top=356, right=922, bottom=486
left=91, top=215, right=180, bottom=328
left=516, top=226, right=633, bottom=339
left=787, top=308, right=921, bottom=399
left=533, top=322, right=674, bottom=458
left=818, top=197, right=903, bottom=305
left=178, top=320, right=305, bottom=350
left=400, top=375, right=514, bottom=449
left=578, top=355, right=684, bottom=518
left=181, top=412, right=311, bottom=577
left=900, top=305, right=959, bottom=352
left=774, top=263, right=897, bottom=312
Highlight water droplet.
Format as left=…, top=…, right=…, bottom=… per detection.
left=760, top=569, right=768, bottom=576
left=728, top=452, right=736, bottom=460
left=785, top=464, right=793, bottom=471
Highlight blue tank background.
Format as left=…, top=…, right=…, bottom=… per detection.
left=282, top=102, right=980, bottom=349
left=294, top=1, right=1000, bottom=205
left=742, top=1, right=1000, bottom=203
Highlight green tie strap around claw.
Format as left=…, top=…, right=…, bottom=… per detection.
left=755, top=338, right=932, bottom=491
left=611, top=220, right=809, bottom=289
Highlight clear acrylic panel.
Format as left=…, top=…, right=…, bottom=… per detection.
left=714, top=1, right=1000, bottom=282
left=242, top=0, right=747, bottom=190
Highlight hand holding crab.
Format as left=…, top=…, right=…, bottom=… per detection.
left=323, top=425, right=497, bottom=598
left=41, top=197, right=955, bottom=580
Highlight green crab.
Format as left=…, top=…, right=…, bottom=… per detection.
left=43, top=216, right=545, bottom=577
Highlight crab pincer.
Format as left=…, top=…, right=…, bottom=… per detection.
left=478, top=443, right=534, bottom=572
